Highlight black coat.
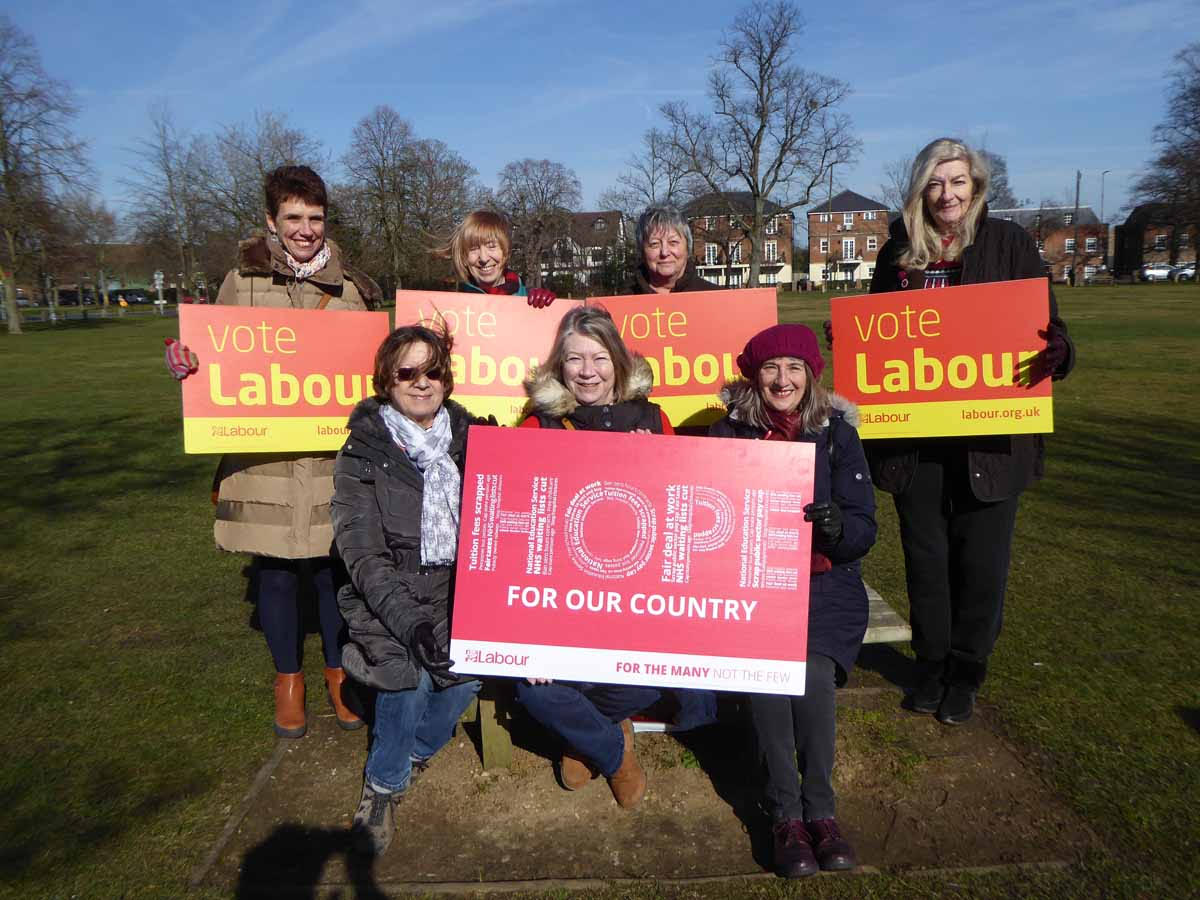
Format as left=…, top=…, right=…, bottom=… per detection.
left=866, top=214, right=1076, bottom=501
left=331, top=397, right=480, bottom=691
left=625, top=261, right=720, bottom=294
left=708, top=387, right=877, bottom=680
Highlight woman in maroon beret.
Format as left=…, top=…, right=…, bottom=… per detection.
left=709, top=323, right=877, bottom=879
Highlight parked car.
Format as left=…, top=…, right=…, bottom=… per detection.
left=1172, top=263, right=1195, bottom=282
left=1138, top=263, right=1178, bottom=282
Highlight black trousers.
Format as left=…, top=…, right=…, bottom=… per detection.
left=747, top=653, right=838, bottom=822
left=892, top=452, right=1020, bottom=688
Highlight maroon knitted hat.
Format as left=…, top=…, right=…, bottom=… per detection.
left=736, top=324, right=825, bottom=380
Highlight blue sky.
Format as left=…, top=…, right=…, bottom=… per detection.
left=3, top=0, right=1191, bottom=232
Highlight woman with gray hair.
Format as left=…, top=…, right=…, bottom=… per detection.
left=626, top=206, right=720, bottom=293
left=867, top=137, right=1075, bottom=726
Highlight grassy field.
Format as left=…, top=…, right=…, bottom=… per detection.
left=1, top=284, right=1198, bottom=898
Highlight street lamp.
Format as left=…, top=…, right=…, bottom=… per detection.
left=1101, top=170, right=1112, bottom=269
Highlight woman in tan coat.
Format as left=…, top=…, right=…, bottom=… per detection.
left=167, top=165, right=380, bottom=738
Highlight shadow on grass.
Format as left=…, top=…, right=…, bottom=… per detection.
left=856, top=643, right=913, bottom=690
left=233, top=824, right=386, bottom=899
left=0, top=765, right=215, bottom=883
left=1176, top=707, right=1200, bottom=738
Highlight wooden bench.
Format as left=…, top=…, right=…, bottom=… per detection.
left=464, top=584, right=911, bottom=769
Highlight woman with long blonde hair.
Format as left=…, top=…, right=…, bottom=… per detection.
left=867, top=137, right=1076, bottom=725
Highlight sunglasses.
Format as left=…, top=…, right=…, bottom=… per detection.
left=393, top=365, right=445, bottom=383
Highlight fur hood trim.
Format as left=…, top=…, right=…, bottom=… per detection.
left=524, top=355, right=655, bottom=418
left=718, top=378, right=860, bottom=428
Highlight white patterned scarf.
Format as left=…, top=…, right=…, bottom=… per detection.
left=380, top=404, right=461, bottom=565
left=269, top=231, right=332, bottom=281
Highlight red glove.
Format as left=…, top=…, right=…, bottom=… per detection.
left=822, top=319, right=834, bottom=349
left=527, top=287, right=555, bottom=309
left=164, top=338, right=198, bottom=380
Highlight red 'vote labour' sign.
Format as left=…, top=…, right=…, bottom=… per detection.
left=449, top=427, right=816, bottom=695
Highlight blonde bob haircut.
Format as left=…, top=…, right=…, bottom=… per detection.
left=442, top=210, right=512, bottom=285
left=731, top=362, right=832, bottom=436
left=540, top=305, right=637, bottom=404
left=899, top=138, right=991, bottom=269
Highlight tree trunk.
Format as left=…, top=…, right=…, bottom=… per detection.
left=3, top=229, right=22, bottom=334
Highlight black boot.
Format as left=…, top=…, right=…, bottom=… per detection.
left=904, top=657, right=945, bottom=714
left=937, top=658, right=986, bottom=725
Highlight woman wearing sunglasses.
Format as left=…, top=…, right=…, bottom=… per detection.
left=331, top=324, right=485, bottom=856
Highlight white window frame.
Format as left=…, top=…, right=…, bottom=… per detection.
left=1063, top=213, right=1074, bottom=226
left=817, top=213, right=832, bottom=223
left=704, top=216, right=715, bottom=231
left=866, top=236, right=878, bottom=252
left=764, top=240, right=778, bottom=263
left=762, top=271, right=777, bottom=285
left=730, top=242, right=742, bottom=263
left=863, top=211, right=877, bottom=220
left=842, top=212, right=854, bottom=226
left=704, top=243, right=719, bottom=266
left=842, top=238, right=856, bottom=260
left=765, top=217, right=778, bottom=235
left=819, top=238, right=829, bottom=253
left=728, top=270, right=742, bottom=287
left=1064, top=238, right=1076, bottom=253
left=1154, top=234, right=1167, bottom=250
left=1085, top=237, right=1098, bottom=252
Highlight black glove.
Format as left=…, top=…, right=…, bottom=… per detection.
left=410, top=622, right=454, bottom=675
left=1016, top=321, right=1069, bottom=387
left=804, top=501, right=844, bottom=552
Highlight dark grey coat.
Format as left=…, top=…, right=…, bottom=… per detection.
left=331, top=396, right=479, bottom=691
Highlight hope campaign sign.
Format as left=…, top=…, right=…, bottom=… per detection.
left=393, top=290, right=583, bottom=425
left=178, top=305, right=390, bottom=453
left=830, top=279, right=1054, bottom=439
left=448, top=427, right=816, bottom=696
left=589, top=289, right=778, bottom=428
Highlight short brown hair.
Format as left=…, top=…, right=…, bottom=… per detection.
left=371, top=324, right=455, bottom=401
left=444, top=210, right=512, bottom=285
left=264, top=165, right=328, bottom=219
left=541, top=305, right=636, bottom=403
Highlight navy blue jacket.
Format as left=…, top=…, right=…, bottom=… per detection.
left=708, top=386, right=877, bottom=680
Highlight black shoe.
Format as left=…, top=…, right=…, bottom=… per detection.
left=772, top=818, right=818, bottom=878
left=807, top=817, right=857, bottom=871
left=907, top=657, right=945, bottom=715
left=936, top=684, right=976, bottom=725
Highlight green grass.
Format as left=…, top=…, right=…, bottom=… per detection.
left=1, top=286, right=1198, bottom=897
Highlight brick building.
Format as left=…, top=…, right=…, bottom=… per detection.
left=684, top=193, right=794, bottom=287
left=806, top=190, right=890, bottom=287
left=991, top=206, right=1107, bottom=283
left=1113, top=203, right=1197, bottom=277
left=542, top=210, right=627, bottom=292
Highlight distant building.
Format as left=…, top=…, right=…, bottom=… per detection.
left=543, top=211, right=627, bottom=291
left=991, top=206, right=1107, bottom=283
left=1113, top=203, right=1197, bottom=277
left=684, top=193, right=795, bottom=288
left=806, top=190, right=890, bottom=287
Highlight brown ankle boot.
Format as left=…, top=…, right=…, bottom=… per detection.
left=274, top=672, right=306, bottom=738
left=560, top=748, right=597, bottom=790
left=324, top=667, right=365, bottom=731
left=607, top=719, right=646, bottom=809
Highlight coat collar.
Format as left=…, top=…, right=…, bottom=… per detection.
left=718, top=378, right=860, bottom=429
left=238, top=234, right=347, bottom=291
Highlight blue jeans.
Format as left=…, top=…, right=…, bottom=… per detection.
left=364, top=670, right=481, bottom=794
left=515, top=681, right=664, bottom=776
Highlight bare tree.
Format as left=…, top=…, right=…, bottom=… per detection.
left=62, top=190, right=118, bottom=309
left=0, top=16, right=90, bottom=333
left=209, top=110, right=328, bottom=237
left=123, top=102, right=212, bottom=294
left=496, top=158, right=581, bottom=288
left=599, top=128, right=700, bottom=222
left=980, top=150, right=1024, bottom=209
left=341, top=105, right=416, bottom=294
left=877, top=155, right=912, bottom=213
left=1132, top=42, right=1200, bottom=271
left=661, top=1, right=860, bottom=287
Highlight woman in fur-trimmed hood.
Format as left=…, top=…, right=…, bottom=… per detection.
left=709, top=323, right=876, bottom=879
left=518, top=304, right=673, bottom=434
left=514, top=305, right=718, bottom=812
